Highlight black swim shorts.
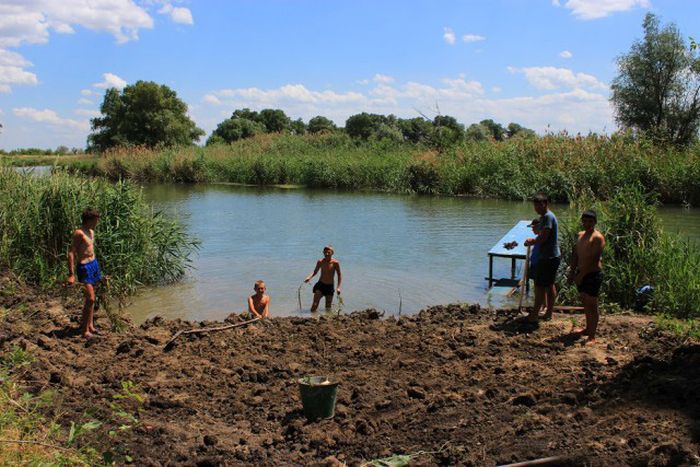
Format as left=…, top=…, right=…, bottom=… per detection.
left=313, top=281, right=335, bottom=296
left=577, top=271, right=603, bottom=297
left=534, top=256, right=561, bottom=287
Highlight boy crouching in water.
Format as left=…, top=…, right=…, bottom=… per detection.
left=304, top=245, right=342, bottom=312
left=247, top=280, right=270, bottom=319
left=66, top=207, right=102, bottom=338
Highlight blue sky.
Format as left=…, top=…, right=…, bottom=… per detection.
left=0, top=0, right=697, bottom=150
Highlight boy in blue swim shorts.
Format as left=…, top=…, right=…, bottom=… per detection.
left=66, top=207, right=102, bottom=338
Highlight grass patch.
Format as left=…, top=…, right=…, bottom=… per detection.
left=655, top=315, right=700, bottom=339
left=0, top=168, right=198, bottom=317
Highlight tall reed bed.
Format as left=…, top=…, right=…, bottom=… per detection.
left=76, top=133, right=700, bottom=204
left=558, top=186, right=700, bottom=318
left=0, top=168, right=198, bottom=300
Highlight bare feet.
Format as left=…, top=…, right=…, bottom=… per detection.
left=581, top=336, right=596, bottom=345
left=82, top=331, right=94, bottom=339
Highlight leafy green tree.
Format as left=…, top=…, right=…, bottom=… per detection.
left=465, top=123, right=490, bottom=141
left=398, top=117, right=433, bottom=143
left=307, top=116, right=336, bottom=134
left=345, top=113, right=383, bottom=139
left=88, top=81, right=204, bottom=151
left=259, top=108, right=291, bottom=133
left=430, top=115, right=464, bottom=147
left=290, top=118, right=306, bottom=135
left=206, top=118, right=265, bottom=145
left=232, top=108, right=260, bottom=121
left=506, top=122, right=536, bottom=139
left=611, top=13, right=700, bottom=145
left=479, top=119, right=506, bottom=141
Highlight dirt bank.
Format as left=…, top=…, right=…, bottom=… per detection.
left=1, top=273, right=698, bottom=466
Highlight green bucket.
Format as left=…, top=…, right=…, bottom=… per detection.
left=298, top=376, right=339, bottom=421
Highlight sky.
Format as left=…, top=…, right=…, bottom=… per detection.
left=0, top=0, right=698, bottom=150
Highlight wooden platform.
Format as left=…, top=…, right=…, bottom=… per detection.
left=487, top=220, right=532, bottom=288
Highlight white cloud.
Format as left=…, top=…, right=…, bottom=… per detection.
left=77, top=97, right=93, bottom=105
left=508, top=66, right=607, bottom=90
left=0, top=1, right=154, bottom=48
left=157, top=3, right=194, bottom=25
left=80, top=88, right=96, bottom=96
left=462, top=34, right=485, bottom=43
left=74, top=108, right=100, bottom=118
left=0, top=48, right=38, bottom=92
left=373, top=74, right=395, bottom=83
left=554, top=0, right=650, bottom=19
left=202, top=94, right=221, bottom=105
left=0, top=1, right=155, bottom=92
left=13, top=107, right=89, bottom=131
left=194, top=74, right=613, bottom=136
left=559, top=50, right=573, bottom=59
left=356, top=79, right=370, bottom=85
left=93, top=72, right=127, bottom=90
left=443, top=27, right=456, bottom=45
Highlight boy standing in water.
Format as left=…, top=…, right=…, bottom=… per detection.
left=524, top=193, right=561, bottom=322
left=247, top=280, right=270, bottom=319
left=570, top=210, right=605, bottom=344
left=304, top=245, right=342, bottom=312
left=66, top=208, right=102, bottom=338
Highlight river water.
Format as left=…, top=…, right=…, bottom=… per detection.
left=124, top=184, right=700, bottom=323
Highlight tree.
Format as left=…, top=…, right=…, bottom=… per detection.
left=506, top=122, right=536, bottom=139
left=431, top=115, right=464, bottom=147
left=259, top=108, right=291, bottom=133
left=345, top=113, right=382, bottom=139
left=290, top=118, right=306, bottom=135
left=206, top=118, right=265, bottom=145
left=88, top=81, right=204, bottom=151
left=465, top=123, right=490, bottom=141
left=479, top=119, right=506, bottom=141
left=611, top=13, right=700, bottom=145
left=398, top=117, right=433, bottom=143
left=307, top=116, right=336, bottom=134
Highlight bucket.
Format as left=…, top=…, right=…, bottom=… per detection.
left=298, top=376, right=339, bottom=421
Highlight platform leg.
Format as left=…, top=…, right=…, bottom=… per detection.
left=511, top=257, right=516, bottom=279
left=488, top=256, right=493, bottom=288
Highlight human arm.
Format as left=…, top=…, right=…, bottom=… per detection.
left=335, top=261, right=342, bottom=293
left=569, top=240, right=579, bottom=283
left=524, top=228, right=550, bottom=247
left=66, top=231, right=79, bottom=285
left=261, top=296, right=270, bottom=318
left=304, top=261, right=321, bottom=283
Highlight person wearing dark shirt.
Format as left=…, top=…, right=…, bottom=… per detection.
left=525, top=193, right=561, bottom=322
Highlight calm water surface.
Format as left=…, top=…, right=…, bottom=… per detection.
left=126, top=184, right=700, bottom=323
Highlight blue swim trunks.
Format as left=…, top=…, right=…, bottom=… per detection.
left=77, top=258, right=102, bottom=285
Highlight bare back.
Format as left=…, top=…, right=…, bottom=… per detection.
left=575, top=229, right=605, bottom=276
left=71, top=228, right=96, bottom=264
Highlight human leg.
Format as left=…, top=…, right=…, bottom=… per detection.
left=81, top=284, right=96, bottom=337
left=324, top=294, right=333, bottom=310
left=529, top=285, right=545, bottom=322
left=310, top=291, right=323, bottom=312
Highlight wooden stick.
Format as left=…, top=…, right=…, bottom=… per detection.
left=497, top=455, right=567, bottom=467
left=517, top=245, right=532, bottom=313
left=163, top=317, right=262, bottom=350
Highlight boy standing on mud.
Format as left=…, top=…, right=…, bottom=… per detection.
left=304, top=245, right=342, bottom=312
left=66, top=208, right=102, bottom=338
left=524, top=193, right=560, bottom=322
left=247, top=280, right=270, bottom=319
left=570, top=211, right=605, bottom=344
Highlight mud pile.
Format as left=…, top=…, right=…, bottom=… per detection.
left=1, top=273, right=698, bottom=466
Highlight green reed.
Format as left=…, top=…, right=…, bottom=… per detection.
left=558, top=185, right=700, bottom=318
left=0, top=168, right=198, bottom=308
left=71, top=133, right=700, bottom=205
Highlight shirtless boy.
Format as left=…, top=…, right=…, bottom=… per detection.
left=247, top=280, right=270, bottom=319
left=66, top=207, right=102, bottom=338
left=570, top=210, right=606, bottom=343
left=304, top=245, right=342, bottom=312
